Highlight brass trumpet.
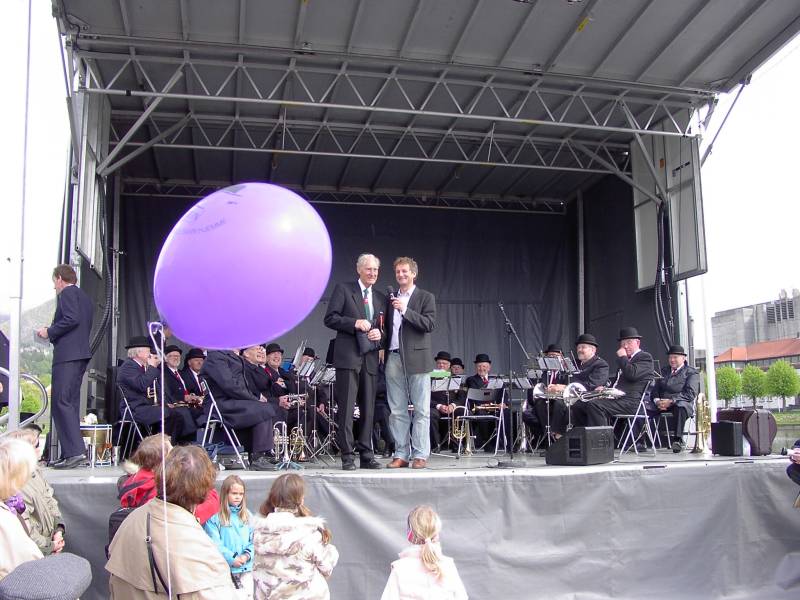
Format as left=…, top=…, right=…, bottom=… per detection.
left=146, top=380, right=159, bottom=405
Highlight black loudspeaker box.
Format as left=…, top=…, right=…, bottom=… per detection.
left=711, top=421, right=743, bottom=456
left=545, top=426, right=614, bottom=466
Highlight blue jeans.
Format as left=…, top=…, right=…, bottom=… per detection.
left=385, top=353, right=431, bottom=460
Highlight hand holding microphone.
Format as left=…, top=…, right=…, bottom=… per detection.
left=387, top=285, right=404, bottom=312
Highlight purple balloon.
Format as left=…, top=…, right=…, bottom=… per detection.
left=154, top=183, right=332, bottom=349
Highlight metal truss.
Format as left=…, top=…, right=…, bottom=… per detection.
left=119, top=178, right=567, bottom=215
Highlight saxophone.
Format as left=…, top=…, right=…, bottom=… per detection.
left=691, top=392, right=711, bottom=453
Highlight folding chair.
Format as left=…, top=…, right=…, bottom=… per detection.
left=114, top=386, right=149, bottom=461
left=457, top=388, right=506, bottom=457
left=199, top=383, right=248, bottom=470
left=613, top=381, right=656, bottom=457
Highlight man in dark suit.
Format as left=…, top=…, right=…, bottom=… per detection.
left=200, top=349, right=280, bottom=470
left=117, top=337, right=200, bottom=445
left=553, top=334, right=610, bottom=434
left=652, top=344, right=699, bottom=452
left=464, top=353, right=511, bottom=451
left=384, top=257, right=437, bottom=469
left=324, top=253, right=386, bottom=471
left=160, top=345, right=204, bottom=431
left=430, top=351, right=456, bottom=451
left=522, top=344, right=568, bottom=441
left=180, top=347, right=206, bottom=396
left=584, top=326, right=654, bottom=426
left=35, top=265, right=94, bottom=469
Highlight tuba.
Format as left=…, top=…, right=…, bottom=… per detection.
left=450, top=406, right=473, bottom=455
left=562, top=382, right=587, bottom=406
left=691, top=393, right=711, bottom=453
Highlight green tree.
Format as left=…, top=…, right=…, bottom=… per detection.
left=766, top=360, right=800, bottom=411
left=741, top=365, right=768, bottom=408
left=716, top=366, right=741, bottom=407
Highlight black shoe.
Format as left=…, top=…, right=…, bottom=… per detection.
left=250, top=456, right=276, bottom=471
left=671, top=440, right=686, bottom=454
left=360, top=459, right=383, bottom=470
left=342, top=461, right=357, bottom=471
left=52, top=454, right=86, bottom=470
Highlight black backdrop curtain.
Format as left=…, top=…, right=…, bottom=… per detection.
left=119, top=197, right=576, bottom=374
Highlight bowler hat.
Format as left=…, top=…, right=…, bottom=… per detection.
left=667, top=344, right=687, bottom=356
left=474, top=353, right=491, bottom=364
left=303, top=347, right=316, bottom=358
left=544, top=344, right=562, bottom=354
left=164, top=345, right=182, bottom=355
left=185, top=348, right=205, bottom=360
left=575, top=333, right=598, bottom=347
left=617, top=326, right=642, bottom=341
left=264, top=343, right=284, bottom=355
left=434, top=351, right=452, bottom=362
left=450, top=357, right=465, bottom=368
left=125, top=335, right=154, bottom=350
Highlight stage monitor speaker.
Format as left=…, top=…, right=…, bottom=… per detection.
left=711, top=421, right=743, bottom=456
left=545, top=426, right=614, bottom=466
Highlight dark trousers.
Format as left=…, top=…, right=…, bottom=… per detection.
left=787, top=463, right=800, bottom=486
left=429, top=408, right=450, bottom=450
left=533, top=397, right=570, bottom=435
left=51, top=359, right=89, bottom=458
left=335, top=362, right=376, bottom=462
left=373, top=398, right=394, bottom=452
left=582, top=397, right=640, bottom=427
left=134, top=404, right=200, bottom=445
left=217, top=399, right=279, bottom=454
left=655, top=404, right=691, bottom=441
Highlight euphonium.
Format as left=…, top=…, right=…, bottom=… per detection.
left=691, top=392, right=711, bottom=453
left=562, top=382, right=587, bottom=405
left=450, top=406, right=473, bottom=455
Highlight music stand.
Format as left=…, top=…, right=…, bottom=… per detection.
left=459, top=388, right=505, bottom=457
left=429, top=374, right=458, bottom=460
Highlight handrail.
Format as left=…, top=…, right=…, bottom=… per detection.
left=0, top=367, right=49, bottom=430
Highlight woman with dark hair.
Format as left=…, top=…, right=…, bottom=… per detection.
left=105, top=446, right=235, bottom=598
left=252, top=474, right=338, bottom=600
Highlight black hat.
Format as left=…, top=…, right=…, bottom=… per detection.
left=164, top=345, right=182, bottom=355
left=264, top=343, right=284, bottom=355
left=544, top=344, right=562, bottom=354
left=185, top=348, right=205, bottom=360
left=125, top=335, right=154, bottom=350
left=575, top=333, right=598, bottom=347
left=474, top=353, right=491, bottom=364
left=618, top=326, right=642, bottom=341
left=666, top=344, right=687, bottom=356
left=303, top=347, right=316, bottom=358
left=450, top=357, right=465, bottom=368
left=434, top=351, right=452, bottom=362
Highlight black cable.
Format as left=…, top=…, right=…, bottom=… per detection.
left=88, top=177, right=113, bottom=355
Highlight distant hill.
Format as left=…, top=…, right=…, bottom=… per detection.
left=0, top=298, right=56, bottom=348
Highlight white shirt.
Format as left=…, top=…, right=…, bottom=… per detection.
left=358, top=279, right=374, bottom=322
left=389, top=286, right=415, bottom=351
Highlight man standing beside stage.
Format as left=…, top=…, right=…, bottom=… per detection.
left=385, top=257, right=437, bottom=469
left=36, top=265, right=93, bottom=469
left=324, top=253, right=386, bottom=471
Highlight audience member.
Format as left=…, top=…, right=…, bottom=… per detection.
left=252, top=473, right=338, bottom=599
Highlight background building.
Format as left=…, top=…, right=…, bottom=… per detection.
left=712, top=289, right=800, bottom=352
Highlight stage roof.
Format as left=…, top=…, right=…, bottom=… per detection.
left=53, top=0, right=800, bottom=213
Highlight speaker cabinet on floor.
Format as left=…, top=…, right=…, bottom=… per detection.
left=545, top=426, right=614, bottom=466
left=711, top=421, right=743, bottom=456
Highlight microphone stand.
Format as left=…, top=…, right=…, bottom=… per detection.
left=496, top=303, right=528, bottom=468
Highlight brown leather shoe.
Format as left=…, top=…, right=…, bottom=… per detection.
left=411, top=459, right=427, bottom=469
left=387, top=458, right=409, bottom=468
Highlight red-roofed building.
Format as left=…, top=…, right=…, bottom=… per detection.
left=715, top=338, right=800, bottom=371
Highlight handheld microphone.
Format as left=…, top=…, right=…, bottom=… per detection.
left=386, top=285, right=396, bottom=300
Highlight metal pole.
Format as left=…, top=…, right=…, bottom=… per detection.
left=111, top=172, right=121, bottom=366
left=700, top=275, right=717, bottom=422
left=8, top=0, right=35, bottom=432
left=576, top=190, right=585, bottom=333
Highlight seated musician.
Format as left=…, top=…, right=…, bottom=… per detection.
left=180, top=347, right=206, bottom=396
left=464, top=354, right=511, bottom=451
left=449, top=358, right=465, bottom=376
left=161, top=345, right=205, bottom=428
left=580, top=327, right=653, bottom=427
left=116, top=336, right=200, bottom=445
left=541, top=335, right=609, bottom=437
left=652, top=344, right=699, bottom=453
left=200, top=349, right=280, bottom=471
left=430, top=351, right=456, bottom=452
left=298, top=347, right=332, bottom=428
left=521, top=344, right=567, bottom=440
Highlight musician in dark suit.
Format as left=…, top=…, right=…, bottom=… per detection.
left=556, top=334, right=610, bottom=432
left=522, top=344, right=568, bottom=440
left=200, top=349, right=280, bottom=470
left=584, top=327, right=654, bottom=426
left=323, top=253, right=386, bottom=471
left=430, top=351, right=456, bottom=451
left=35, top=265, right=94, bottom=469
left=160, top=345, right=204, bottom=432
left=652, top=344, right=699, bottom=452
left=385, top=257, right=437, bottom=469
left=464, top=353, right=512, bottom=451
left=180, top=347, right=206, bottom=396
left=117, top=337, right=201, bottom=445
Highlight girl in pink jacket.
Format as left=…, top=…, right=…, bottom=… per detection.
left=381, top=505, right=468, bottom=600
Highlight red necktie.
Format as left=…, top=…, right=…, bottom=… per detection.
left=482, top=377, right=488, bottom=385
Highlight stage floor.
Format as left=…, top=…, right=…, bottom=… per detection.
left=49, top=450, right=800, bottom=600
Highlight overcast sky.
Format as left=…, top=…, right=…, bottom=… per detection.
left=2, top=1, right=799, bottom=353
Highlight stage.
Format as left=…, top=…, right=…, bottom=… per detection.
left=49, top=450, right=800, bottom=600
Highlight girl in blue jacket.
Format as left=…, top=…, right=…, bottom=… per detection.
left=204, top=475, right=254, bottom=599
